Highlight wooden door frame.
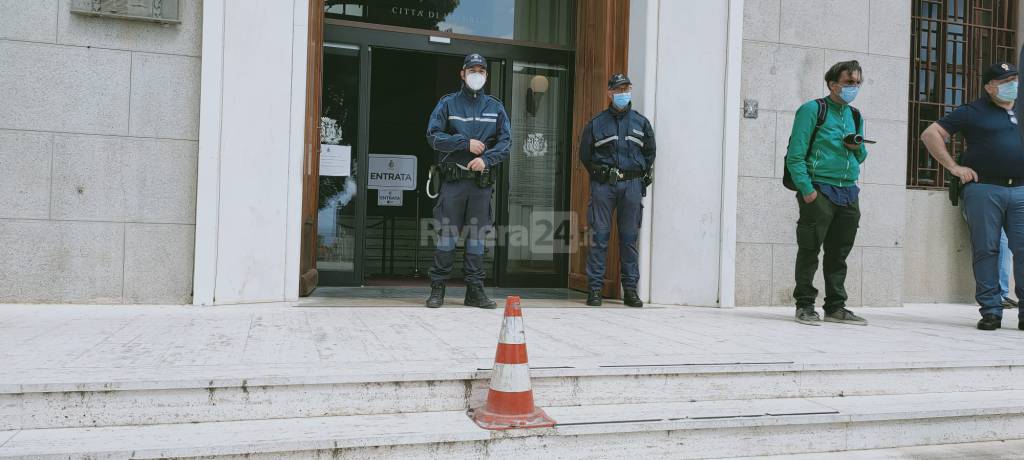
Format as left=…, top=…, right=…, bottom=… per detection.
left=568, top=0, right=630, bottom=299
left=299, top=0, right=325, bottom=296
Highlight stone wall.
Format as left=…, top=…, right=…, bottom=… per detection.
left=902, top=190, right=975, bottom=303
left=0, top=0, right=202, bottom=303
left=736, top=0, right=911, bottom=307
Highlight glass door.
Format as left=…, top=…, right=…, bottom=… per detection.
left=317, top=42, right=366, bottom=285
left=318, top=23, right=573, bottom=288
left=495, top=60, right=572, bottom=286
left=362, top=48, right=505, bottom=284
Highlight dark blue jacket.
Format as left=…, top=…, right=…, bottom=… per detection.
left=579, top=104, right=656, bottom=174
left=426, top=87, right=511, bottom=168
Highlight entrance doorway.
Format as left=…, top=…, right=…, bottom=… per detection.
left=361, top=49, right=500, bottom=286
left=308, top=25, right=573, bottom=292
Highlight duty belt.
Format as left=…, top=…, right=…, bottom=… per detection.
left=592, top=165, right=647, bottom=185
left=436, top=162, right=495, bottom=188
left=617, top=170, right=646, bottom=180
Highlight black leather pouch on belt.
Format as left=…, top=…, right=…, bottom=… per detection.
left=475, top=169, right=495, bottom=188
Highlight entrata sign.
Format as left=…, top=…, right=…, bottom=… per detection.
left=368, top=154, right=417, bottom=191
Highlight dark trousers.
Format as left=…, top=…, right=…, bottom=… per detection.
left=586, top=179, right=643, bottom=291
left=429, top=180, right=492, bottom=286
left=963, top=183, right=1024, bottom=320
left=793, top=193, right=860, bottom=312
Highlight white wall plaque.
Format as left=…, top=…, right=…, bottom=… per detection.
left=70, top=0, right=181, bottom=24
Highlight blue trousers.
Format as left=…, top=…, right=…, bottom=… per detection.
left=962, top=203, right=1013, bottom=298
left=586, top=179, right=643, bottom=291
left=999, top=230, right=1012, bottom=299
left=962, top=183, right=1024, bottom=319
left=429, top=180, right=492, bottom=286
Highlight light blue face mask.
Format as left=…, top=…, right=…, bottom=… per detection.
left=612, top=92, right=632, bottom=109
left=839, top=85, right=859, bottom=104
left=997, top=81, right=1018, bottom=102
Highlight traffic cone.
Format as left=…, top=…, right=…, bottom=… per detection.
left=471, top=296, right=556, bottom=430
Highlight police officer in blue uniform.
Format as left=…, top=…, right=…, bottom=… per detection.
left=580, top=73, right=656, bottom=307
left=424, top=53, right=511, bottom=309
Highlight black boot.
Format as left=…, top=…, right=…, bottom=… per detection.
left=425, top=282, right=445, bottom=308
left=586, top=290, right=602, bottom=306
left=623, top=289, right=643, bottom=308
left=977, top=314, right=1001, bottom=331
left=464, top=284, right=497, bottom=309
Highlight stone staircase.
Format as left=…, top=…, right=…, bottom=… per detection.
left=3, top=356, right=1024, bottom=458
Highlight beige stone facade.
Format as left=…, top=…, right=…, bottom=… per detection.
left=0, top=0, right=202, bottom=303
left=737, top=0, right=913, bottom=307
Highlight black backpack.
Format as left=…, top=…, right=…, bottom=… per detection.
left=783, top=98, right=862, bottom=191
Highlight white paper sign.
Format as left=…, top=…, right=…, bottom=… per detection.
left=320, top=144, right=351, bottom=177
left=377, top=189, right=403, bottom=207
left=368, top=154, right=417, bottom=190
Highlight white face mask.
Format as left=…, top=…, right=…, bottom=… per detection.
left=465, top=72, right=486, bottom=91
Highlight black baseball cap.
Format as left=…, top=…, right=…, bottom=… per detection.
left=983, top=62, right=1018, bottom=84
left=608, top=73, right=631, bottom=89
left=463, top=53, right=487, bottom=70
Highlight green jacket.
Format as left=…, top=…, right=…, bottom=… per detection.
left=785, top=97, right=868, bottom=196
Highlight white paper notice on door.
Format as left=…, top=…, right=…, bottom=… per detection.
left=320, top=144, right=351, bottom=177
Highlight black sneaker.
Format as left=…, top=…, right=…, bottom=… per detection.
left=623, top=289, right=643, bottom=308
left=464, top=284, right=497, bottom=309
left=795, top=308, right=821, bottom=326
left=824, top=307, right=867, bottom=326
left=586, top=290, right=602, bottom=306
left=977, top=314, right=1002, bottom=331
left=1002, top=297, right=1018, bottom=309
left=425, top=282, right=445, bottom=308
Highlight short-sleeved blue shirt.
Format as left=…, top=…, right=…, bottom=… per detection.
left=937, top=95, right=1024, bottom=178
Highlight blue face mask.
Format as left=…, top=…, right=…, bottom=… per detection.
left=612, top=92, right=632, bottom=109
left=839, top=85, right=859, bottom=104
left=997, top=81, right=1018, bottom=102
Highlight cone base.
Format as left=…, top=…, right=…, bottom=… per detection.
left=470, top=406, right=556, bottom=431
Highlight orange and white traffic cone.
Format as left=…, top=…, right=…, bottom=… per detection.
left=471, top=296, right=556, bottom=430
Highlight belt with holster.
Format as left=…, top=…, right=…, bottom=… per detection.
left=592, top=164, right=651, bottom=186
left=975, top=175, right=1024, bottom=187
left=436, top=162, right=495, bottom=188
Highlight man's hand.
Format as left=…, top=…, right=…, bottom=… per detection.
left=469, top=139, right=485, bottom=155
left=950, top=165, right=978, bottom=184
left=802, top=191, right=818, bottom=204
left=468, top=158, right=487, bottom=172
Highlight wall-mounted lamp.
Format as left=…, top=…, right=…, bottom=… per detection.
left=526, top=75, right=549, bottom=116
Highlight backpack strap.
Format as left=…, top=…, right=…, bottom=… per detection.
left=806, top=98, right=828, bottom=155
left=814, top=98, right=828, bottom=126
left=850, top=105, right=862, bottom=133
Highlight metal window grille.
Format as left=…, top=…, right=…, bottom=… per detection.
left=908, top=0, right=1017, bottom=189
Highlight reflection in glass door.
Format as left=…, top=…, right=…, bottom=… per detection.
left=503, top=62, right=569, bottom=282
left=317, top=43, right=362, bottom=284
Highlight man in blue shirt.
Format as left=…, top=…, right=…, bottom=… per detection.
left=921, top=62, right=1024, bottom=331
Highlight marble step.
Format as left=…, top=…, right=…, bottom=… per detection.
left=728, top=439, right=1024, bottom=459
left=2, top=390, right=1023, bottom=459
left=3, top=356, right=1023, bottom=430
